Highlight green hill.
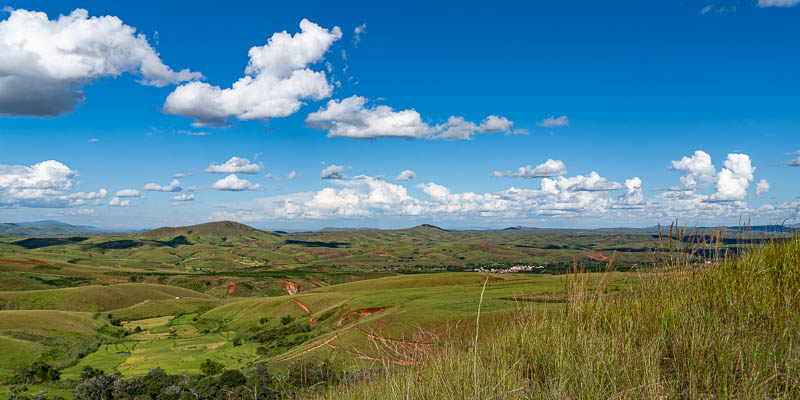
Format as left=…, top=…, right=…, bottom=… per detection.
left=0, top=310, right=104, bottom=377
left=0, top=284, right=212, bottom=312
left=138, top=221, right=282, bottom=244
left=0, top=221, right=97, bottom=236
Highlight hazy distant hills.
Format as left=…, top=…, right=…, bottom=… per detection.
left=2, top=220, right=797, bottom=238
left=0, top=220, right=102, bottom=236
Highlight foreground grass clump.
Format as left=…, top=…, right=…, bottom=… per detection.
left=321, top=236, right=800, bottom=399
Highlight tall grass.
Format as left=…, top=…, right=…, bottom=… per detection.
left=318, top=233, right=800, bottom=399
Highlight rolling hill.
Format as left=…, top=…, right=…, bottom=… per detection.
left=137, top=221, right=282, bottom=244
left=0, top=221, right=98, bottom=236
left=0, top=284, right=213, bottom=312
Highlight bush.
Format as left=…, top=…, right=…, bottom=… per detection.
left=280, top=315, right=293, bottom=325
left=79, top=366, right=104, bottom=380
left=199, top=359, right=224, bottom=376
left=18, top=362, right=60, bottom=384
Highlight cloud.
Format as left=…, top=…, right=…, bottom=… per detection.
left=173, top=173, right=189, bottom=178
left=143, top=179, right=182, bottom=192
left=109, top=197, right=131, bottom=207
left=265, top=169, right=636, bottom=220
left=307, top=96, right=431, bottom=139
left=321, top=164, right=347, bottom=179
left=163, top=19, right=341, bottom=127
left=491, top=159, right=567, bottom=178
left=709, top=153, right=755, bottom=202
left=756, top=179, right=770, bottom=197
left=211, top=174, right=261, bottom=191
left=306, top=95, right=515, bottom=140
left=394, top=170, right=416, bottom=181
left=670, top=150, right=716, bottom=189
left=204, top=157, right=261, bottom=174
left=436, top=115, right=515, bottom=140
left=548, top=171, right=624, bottom=192
left=536, top=115, right=569, bottom=128
left=113, top=189, right=141, bottom=197
left=0, top=8, right=200, bottom=117
left=0, top=160, right=107, bottom=208
left=287, top=170, right=297, bottom=180
left=353, top=23, right=366, bottom=46
left=171, top=193, right=194, bottom=201
left=786, top=156, right=800, bottom=166
left=88, top=138, right=99, bottom=143
left=757, top=0, right=800, bottom=7
left=618, top=177, right=644, bottom=205
left=176, top=130, right=210, bottom=136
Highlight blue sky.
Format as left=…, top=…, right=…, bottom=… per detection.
left=1, top=0, right=798, bottom=230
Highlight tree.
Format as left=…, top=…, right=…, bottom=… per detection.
left=18, top=362, right=60, bottom=383
left=79, top=366, right=104, bottom=380
left=74, top=375, right=117, bottom=400
left=218, top=369, right=246, bottom=388
left=199, top=359, right=224, bottom=376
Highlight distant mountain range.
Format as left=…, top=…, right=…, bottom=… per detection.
left=0, top=220, right=140, bottom=236
left=2, top=220, right=797, bottom=237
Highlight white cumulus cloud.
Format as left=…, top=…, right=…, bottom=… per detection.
left=163, top=19, right=341, bottom=127
left=394, top=170, right=416, bottom=181
left=670, top=150, right=716, bottom=189
left=0, top=160, right=106, bottom=208
left=0, top=8, right=201, bottom=116
left=211, top=174, right=261, bottom=191
left=709, top=153, right=755, bottom=202
left=113, top=189, right=141, bottom=197
left=306, top=96, right=516, bottom=140
left=321, top=164, right=347, bottom=179
left=491, top=159, right=567, bottom=178
left=204, top=157, right=261, bottom=174
left=171, top=193, right=194, bottom=201
left=143, top=179, right=182, bottom=192
left=756, top=179, right=770, bottom=197
left=109, top=197, right=130, bottom=207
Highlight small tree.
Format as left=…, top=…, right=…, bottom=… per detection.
left=199, top=359, right=224, bottom=376
left=79, top=366, right=104, bottom=380
left=19, top=362, right=60, bottom=383
left=280, top=315, right=293, bottom=325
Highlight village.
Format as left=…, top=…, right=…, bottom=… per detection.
left=473, top=264, right=546, bottom=274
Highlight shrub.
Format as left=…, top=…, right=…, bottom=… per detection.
left=199, top=359, right=224, bottom=376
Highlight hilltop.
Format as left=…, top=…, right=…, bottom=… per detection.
left=138, top=221, right=282, bottom=243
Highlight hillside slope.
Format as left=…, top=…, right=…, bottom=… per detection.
left=138, top=221, right=282, bottom=244
left=0, top=284, right=212, bottom=312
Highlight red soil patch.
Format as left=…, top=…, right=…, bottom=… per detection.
left=290, top=298, right=316, bottom=326
left=100, top=278, right=129, bottom=283
left=290, top=298, right=312, bottom=314
left=227, top=285, right=238, bottom=295
left=335, top=306, right=390, bottom=328
left=283, top=280, right=303, bottom=295
left=486, top=277, right=502, bottom=282
left=586, top=253, right=609, bottom=262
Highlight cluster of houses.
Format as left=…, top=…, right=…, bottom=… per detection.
left=473, top=264, right=546, bottom=274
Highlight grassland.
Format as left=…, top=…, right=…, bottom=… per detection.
left=317, top=235, right=800, bottom=399
left=0, top=221, right=788, bottom=399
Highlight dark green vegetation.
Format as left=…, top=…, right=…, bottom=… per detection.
left=0, top=220, right=792, bottom=399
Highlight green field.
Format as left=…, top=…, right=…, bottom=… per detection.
left=0, top=221, right=782, bottom=399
